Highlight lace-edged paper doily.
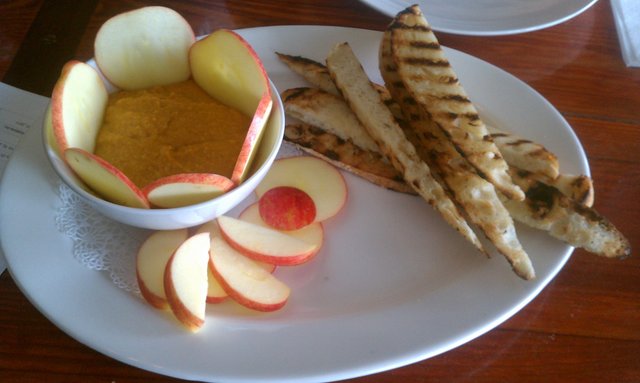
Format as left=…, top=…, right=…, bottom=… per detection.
left=55, top=184, right=150, bottom=295
left=53, top=142, right=304, bottom=296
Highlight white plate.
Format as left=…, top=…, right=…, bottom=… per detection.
left=360, top=0, right=598, bottom=35
left=0, top=26, right=588, bottom=382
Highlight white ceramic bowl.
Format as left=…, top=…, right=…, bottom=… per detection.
left=43, top=76, right=284, bottom=230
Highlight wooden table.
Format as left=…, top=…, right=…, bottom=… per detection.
left=1, top=1, right=638, bottom=382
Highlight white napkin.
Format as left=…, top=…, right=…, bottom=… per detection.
left=612, top=0, right=640, bottom=67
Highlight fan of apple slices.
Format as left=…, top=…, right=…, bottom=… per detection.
left=50, top=6, right=273, bottom=208
left=136, top=156, right=348, bottom=332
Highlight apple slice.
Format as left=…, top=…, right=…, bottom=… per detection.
left=239, top=203, right=324, bottom=253
left=255, top=156, right=347, bottom=222
left=136, top=229, right=189, bottom=309
left=258, top=186, right=316, bottom=231
left=64, top=148, right=149, bottom=208
left=210, top=236, right=290, bottom=312
left=94, top=6, right=195, bottom=90
left=196, top=219, right=276, bottom=274
left=205, top=266, right=228, bottom=304
left=51, top=60, right=108, bottom=153
left=164, top=232, right=210, bottom=332
left=193, top=220, right=228, bottom=302
left=217, top=215, right=319, bottom=266
left=143, top=173, right=235, bottom=208
left=189, top=29, right=273, bottom=184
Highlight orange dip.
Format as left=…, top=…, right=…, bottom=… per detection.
left=94, top=79, right=250, bottom=188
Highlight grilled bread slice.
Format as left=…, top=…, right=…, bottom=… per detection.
left=487, top=125, right=560, bottom=180
left=285, top=123, right=414, bottom=194
left=326, top=41, right=485, bottom=255
left=277, top=52, right=404, bottom=120
left=380, top=30, right=535, bottom=279
left=278, top=52, right=561, bottom=184
left=502, top=170, right=630, bottom=258
left=388, top=5, right=524, bottom=202
left=282, top=87, right=381, bottom=153
left=276, top=52, right=340, bottom=96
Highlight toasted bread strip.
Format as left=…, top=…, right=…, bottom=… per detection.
left=277, top=52, right=404, bottom=120
left=502, top=170, right=630, bottom=258
left=276, top=52, right=340, bottom=96
left=326, top=41, right=485, bottom=254
left=285, top=123, right=414, bottom=194
left=278, top=52, right=561, bottom=184
left=282, top=87, right=381, bottom=153
left=380, top=30, right=535, bottom=279
left=388, top=5, right=524, bottom=201
left=487, top=125, right=560, bottom=180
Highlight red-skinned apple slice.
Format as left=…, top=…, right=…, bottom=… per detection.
left=196, top=219, right=276, bottom=275
left=136, top=229, right=189, bottom=309
left=239, top=203, right=324, bottom=255
left=255, top=156, right=347, bottom=222
left=259, top=186, right=316, bottom=231
left=189, top=29, right=273, bottom=184
left=164, top=232, right=210, bottom=332
left=217, top=215, right=319, bottom=266
left=64, top=148, right=150, bottom=208
left=143, top=173, right=235, bottom=208
left=51, top=60, right=108, bottom=153
left=94, top=6, right=195, bottom=90
left=193, top=220, right=228, bottom=303
left=205, top=267, right=228, bottom=304
left=209, top=236, right=290, bottom=312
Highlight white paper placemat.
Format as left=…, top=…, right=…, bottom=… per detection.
left=0, top=82, right=50, bottom=274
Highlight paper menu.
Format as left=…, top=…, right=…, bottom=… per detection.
left=0, top=82, right=50, bottom=274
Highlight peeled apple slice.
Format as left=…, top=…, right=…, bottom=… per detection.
left=94, top=6, right=195, bottom=90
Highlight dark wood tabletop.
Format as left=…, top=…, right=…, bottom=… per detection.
left=1, top=1, right=638, bottom=382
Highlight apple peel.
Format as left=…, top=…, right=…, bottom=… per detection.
left=259, top=186, right=316, bottom=231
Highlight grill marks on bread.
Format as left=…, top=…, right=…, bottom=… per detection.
left=380, top=30, right=535, bottom=279
left=326, top=41, right=485, bottom=254
left=389, top=5, right=525, bottom=201
left=503, top=170, right=630, bottom=259
left=487, top=125, right=560, bottom=180
left=284, top=123, right=414, bottom=194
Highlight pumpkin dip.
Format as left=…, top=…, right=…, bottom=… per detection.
left=94, top=79, right=251, bottom=188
